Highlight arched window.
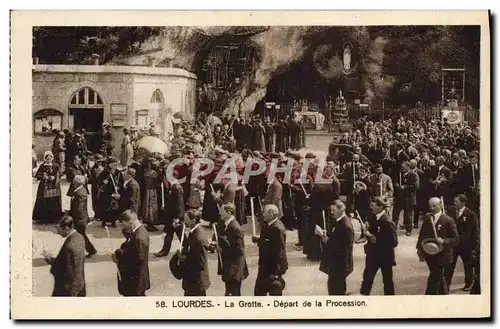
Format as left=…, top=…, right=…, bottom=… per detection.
left=69, top=87, right=103, bottom=107
left=149, top=89, right=164, bottom=125
left=33, top=109, right=63, bottom=134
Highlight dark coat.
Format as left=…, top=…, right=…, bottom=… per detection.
left=364, top=212, right=398, bottom=266
left=165, top=183, right=185, bottom=224
left=69, top=186, right=89, bottom=224
left=202, top=182, right=221, bottom=223
left=115, top=225, right=150, bottom=296
left=449, top=206, right=480, bottom=254
left=320, top=215, right=354, bottom=277
left=256, top=219, right=288, bottom=278
left=395, top=171, right=419, bottom=206
left=119, top=178, right=141, bottom=214
left=217, top=219, right=249, bottom=282
left=417, top=212, right=460, bottom=267
left=50, top=231, right=86, bottom=296
left=181, top=226, right=211, bottom=291
left=457, top=164, right=480, bottom=192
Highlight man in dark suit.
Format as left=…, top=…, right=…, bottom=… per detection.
left=212, top=203, right=249, bottom=296
left=264, top=175, right=283, bottom=219
left=444, top=194, right=479, bottom=291
left=113, top=210, right=150, bottom=296
left=68, top=175, right=97, bottom=257
left=392, top=144, right=409, bottom=182
left=343, top=154, right=362, bottom=212
left=393, top=161, right=419, bottom=236
left=155, top=178, right=185, bottom=258
left=96, top=157, right=124, bottom=228
left=416, top=197, right=459, bottom=295
left=360, top=198, right=398, bottom=295
left=317, top=200, right=354, bottom=295
left=118, top=167, right=141, bottom=214
left=369, top=164, right=393, bottom=220
left=42, top=215, right=86, bottom=296
left=428, top=156, right=453, bottom=207
left=457, top=152, right=480, bottom=213
left=178, top=209, right=211, bottom=296
left=252, top=204, right=288, bottom=296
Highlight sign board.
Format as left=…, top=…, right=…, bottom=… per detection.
left=111, top=103, right=127, bottom=116
left=441, top=109, right=464, bottom=125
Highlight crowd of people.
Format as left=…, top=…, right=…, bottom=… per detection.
left=33, top=111, right=481, bottom=297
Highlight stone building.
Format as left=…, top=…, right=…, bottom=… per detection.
left=32, top=64, right=197, bottom=156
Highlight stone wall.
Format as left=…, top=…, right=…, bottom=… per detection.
left=32, top=65, right=197, bottom=157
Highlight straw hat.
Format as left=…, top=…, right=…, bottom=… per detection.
left=420, top=238, right=443, bottom=256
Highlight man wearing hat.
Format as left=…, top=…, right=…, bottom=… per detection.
left=252, top=204, right=288, bottom=296
left=89, top=154, right=106, bottom=221
left=393, top=161, right=419, bottom=236
left=53, top=130, right=66, bottom=174
left=155, top=168, right=185, bottom=258
left=68, top=175, right=97, bottom=258
left=416, top=197, right=459, bottom=295
left=101, top=122, right=114, bottom=157
left=359, top=198, right=397, bottom=295
left=369, top=163, right=394, bottom=218
left=96, top=157, right=124, bottom=228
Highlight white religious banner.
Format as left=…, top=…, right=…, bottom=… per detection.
left=441, top=109, right=464, bottom=125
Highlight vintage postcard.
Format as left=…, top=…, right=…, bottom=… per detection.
left=10, top=10, right=490, bottom=319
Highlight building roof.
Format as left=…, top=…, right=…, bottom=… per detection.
left=32, top=64, right=197, bottom=80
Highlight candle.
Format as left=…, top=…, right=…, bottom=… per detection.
left=353, top=163, right=356, bottom=188
left=472, top=165, right=476, bottom=187
left=250, top=197, right=256, bottom=237
left=161, top=182, right=165, bottom=208
left=380, top=181, right=383, bottom=197
left=399, top=172, right=402, bottom=186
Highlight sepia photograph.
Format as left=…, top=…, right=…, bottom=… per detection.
left=10, top=10, right=490, bottom=319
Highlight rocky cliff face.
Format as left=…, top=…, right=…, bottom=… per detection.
left=111, top=26, right=394, bottom=115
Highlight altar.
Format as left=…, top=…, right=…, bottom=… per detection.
left=296, top=111, right=325, bottom=130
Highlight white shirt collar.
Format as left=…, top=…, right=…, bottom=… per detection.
left=457, top=207, right=466, bottom=216
left=335, top=212, right=346, bottom=222
left=123, top=178, right=132, bottom=188
left=63, top=229, right=77, bottom=243
left=224, top=216, right=234, bottom=229
left=267, top=218, right=278, bottom=227
left=375, top=210, right=385, bottom=220
left=190, top=223, right=201, bottom=234
left=432, top=211, right=442, bottom=224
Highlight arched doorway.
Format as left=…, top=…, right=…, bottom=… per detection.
left=68, top=87, right=104, bottom=152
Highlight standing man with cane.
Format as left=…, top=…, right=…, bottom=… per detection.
left=211, top=203, right=249, bottom=296
left=316, top=200, right=354, bottom=295
left=113, top=210, right=150, bottom=296
left=416, top=197, right=459, bottom=295
left=252, top=204, right=288, bottom=296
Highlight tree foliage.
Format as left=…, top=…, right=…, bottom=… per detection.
left=33, top=27, right=161, bottom=64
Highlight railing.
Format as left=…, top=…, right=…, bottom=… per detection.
left=262, top=102, right=480, bottom=125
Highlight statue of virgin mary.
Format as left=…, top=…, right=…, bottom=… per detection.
left=343, top=43, right=352, bottom=73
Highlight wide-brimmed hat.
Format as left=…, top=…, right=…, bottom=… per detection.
left=420, top=238, right=444, bottom=256
left=169, top=253, right=185, bottom=280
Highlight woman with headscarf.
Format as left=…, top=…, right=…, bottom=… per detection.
left=32, top=151, right=62, bottom=223
left=120, top=128, right=134, bottom=167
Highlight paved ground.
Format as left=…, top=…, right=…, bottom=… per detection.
left=32, top=134, right=467, bottom=296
